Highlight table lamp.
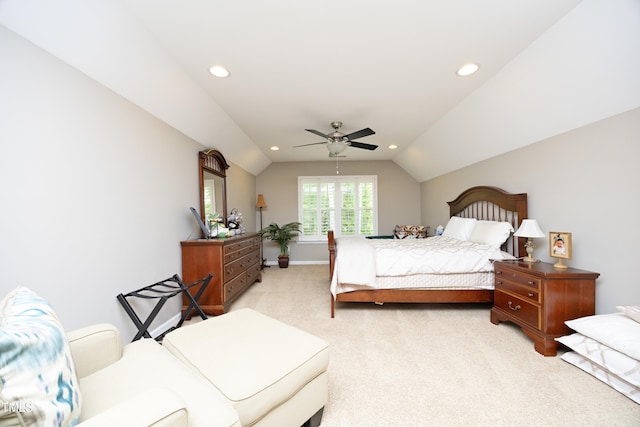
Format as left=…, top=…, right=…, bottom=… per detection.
left=513, top=219, right=545, bottom=262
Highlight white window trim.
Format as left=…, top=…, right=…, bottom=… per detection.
left=298, top=175, right=378, bottom=241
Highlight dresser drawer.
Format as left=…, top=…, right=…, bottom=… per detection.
left=252, top=237, right=261, bottom=251
left=494, top=290, right=540, bottom=329
left=224, top=254, right=252, bottom=282
left=246, top=262, right=261, bottom=285
left=223, top=238, right=256, bottom=263
left=244, top=250, right=260, bottom=267
left=495, top=266, right=541, bottom=290
left=224, top=273, right=247, bottom=301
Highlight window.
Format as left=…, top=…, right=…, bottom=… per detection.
left=298, top=176, right=377, bottom=241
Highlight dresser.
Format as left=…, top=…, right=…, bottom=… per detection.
left=181, top=233, right=261, bottom=316
left=490, top=260, right=599, bottom=356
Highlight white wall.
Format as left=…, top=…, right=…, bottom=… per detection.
left=0, top=26, right=204, bottom=340
left=420, top=107, right=640, bottom=314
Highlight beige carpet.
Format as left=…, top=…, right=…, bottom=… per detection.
left=227, top=265, right=639, bottom=426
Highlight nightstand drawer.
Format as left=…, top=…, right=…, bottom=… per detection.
left=494, top=290, right=540, bottom=329
left=495, top=266, right=541, bottom=290
left=495, top=278, right=540, bottom=303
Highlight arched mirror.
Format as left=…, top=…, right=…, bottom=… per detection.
left=199, top=149, right=230, bottom=231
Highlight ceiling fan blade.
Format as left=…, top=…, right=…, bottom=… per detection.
left=293, top=141, right=327, bottom=148
left=344, top=127, right=375, bottom=140
left=349, top=141, right=378, bottom=150
left=305, top=129, right=329, bottom=138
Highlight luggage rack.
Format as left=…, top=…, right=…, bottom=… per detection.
left=117, top=273, right=210, bottom=342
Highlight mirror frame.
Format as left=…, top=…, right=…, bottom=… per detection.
left=199, top=149, right=230, bottom=229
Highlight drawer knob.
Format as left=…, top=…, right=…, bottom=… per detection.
left=496, top=271, right=502, bottom=275
left=508, top=301, right=521, bottom=311
left=527, top=281, right=534, bottom=285
left=527, top=292, right=534, bottom=298
left=496, top=280, right=503, bottom=285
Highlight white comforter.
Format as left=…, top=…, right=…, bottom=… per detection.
left=334, top=235, right=513, bottom=288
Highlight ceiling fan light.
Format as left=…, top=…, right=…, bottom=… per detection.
left=327, top=141, right=347, bottom=154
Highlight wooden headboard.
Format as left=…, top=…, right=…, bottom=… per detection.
left=447, top=186, right=528, bottom=257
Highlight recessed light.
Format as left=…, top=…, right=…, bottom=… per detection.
left=457, top=63, right=479, bottom=77
left=209, top=65, right=230, bottom=78
left=270, top=146, right=280, bottom=151
left=388, top=144, right=398, bottom=150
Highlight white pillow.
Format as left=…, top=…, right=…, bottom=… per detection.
left=556, top=333, right=640, bottom=387
left=560, top=351, right=640, bottom=404
left=469, top=220, right=514, bottom=248
left=442, top=216, right=477, bottom=241
left=617, top=305, right=640, bottom=323
left=565, top=313, right=640, bottom=361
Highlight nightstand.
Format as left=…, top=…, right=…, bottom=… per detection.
left=490, top=260, right=599, bottom=356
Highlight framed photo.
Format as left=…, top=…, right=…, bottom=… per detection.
left=549, top=232, right=572, bottom=260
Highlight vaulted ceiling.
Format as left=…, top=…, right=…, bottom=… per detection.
left=1, top=1, right=639, bottom=181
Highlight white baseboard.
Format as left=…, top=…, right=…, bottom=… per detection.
left=263, top=260, right=329, bottom=266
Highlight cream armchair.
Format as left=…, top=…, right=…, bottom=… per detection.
left=1, top=286, right=326, bottom=427
left=67, top=323, right=241, bottom=427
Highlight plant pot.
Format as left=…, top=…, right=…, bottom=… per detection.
left=277, top=255, right=289, bottom=268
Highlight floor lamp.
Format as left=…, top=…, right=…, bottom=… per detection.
left=256, top=194, right=269, bottom=269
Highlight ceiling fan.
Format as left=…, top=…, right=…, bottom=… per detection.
left=294, top=121, right=377, bottom=155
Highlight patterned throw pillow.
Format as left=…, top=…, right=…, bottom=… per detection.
left=394, top=225, right=429, bottom=239
left=0, top=286, right=82, bottom=426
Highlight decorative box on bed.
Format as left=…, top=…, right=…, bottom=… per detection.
left=328, top=186, right=528, bottom=317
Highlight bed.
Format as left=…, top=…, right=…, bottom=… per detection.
left=556, top=306, right=640, bottom=404
left=327, top=186, right=528, bottom=317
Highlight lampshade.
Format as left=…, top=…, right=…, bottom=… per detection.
left=514, top=219, right=545, bottom=238
left=256, top=194, right=267, bottom=209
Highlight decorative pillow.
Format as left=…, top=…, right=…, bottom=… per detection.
left=560, top=351, right=640, bottom=404
left=565, top=313, right=640, bottom=361
left=617, top=305, right=640, bottom=323
left=393, top=225, right=429, bottom=239
left=441, top=216, right=477, bottom=241
left=469, top=220, right=514, bottom=248
left=0, top=286, right=82, bottom=426
left=556, top=332, right=640, bottom=387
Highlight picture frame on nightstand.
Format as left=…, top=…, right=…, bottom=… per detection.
left=549, top=232, right=572, bottom=269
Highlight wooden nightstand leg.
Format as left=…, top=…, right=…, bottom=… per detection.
left=521, top=328, right=558, bottom=356
left=490, top=308, right=500, bottom=325
left=534, top=338, right=558, bottom=357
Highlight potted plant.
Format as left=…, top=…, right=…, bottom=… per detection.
left=259, top=222, right=302, bottom=268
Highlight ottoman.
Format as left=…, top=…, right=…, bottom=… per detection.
left=163, top=308, right=329, bottom=427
